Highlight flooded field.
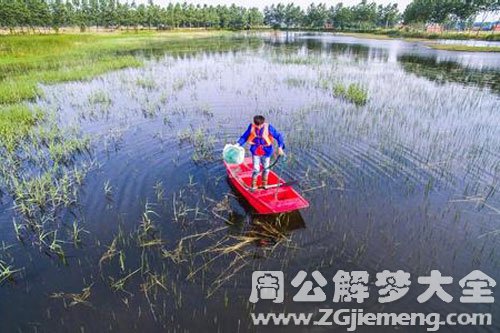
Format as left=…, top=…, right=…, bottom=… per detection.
left=0, top=32, right=499, bottom=332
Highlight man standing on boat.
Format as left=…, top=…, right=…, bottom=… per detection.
left=237, top=115, right=285, bottom=190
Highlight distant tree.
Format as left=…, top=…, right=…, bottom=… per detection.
left=136, top=4, right=147, bottom=27
left=217, top=4, right=230, bottom=28
left=246, top=7, right=264, bottom=28
left=304, top=3, right=328, bottom=28
left=27, top=0, right=52, bottom=32
left=206, top=5, right=219, bottom=28
left=51, top=0, right=68, bottom=32
left=88, top=0, right=99, bottom=29
left=351, top=0, right=377, bottom=29
left=64, top=0, right=76, bottom=27
left=172, top=3, right=183, bottom=28
left=0, top=0, right=20, bottom=32
left=283, top=3, right=303, bottom=28
left=128, top=2, right=140, bottom=30
left=226, top=4, right=243, bottom=29
left=264, top=4, right=286, bottom=28
left=146, top=0, right=161, bottom=29
left=330, top=3, right=353, bottom=30
left=0, top=0, right=407, bottom=34
left=403, top=0, right=495, bottom=25
left=116, top=1, right=131, bottom=29
left=378, top=3, right=400, bottom=28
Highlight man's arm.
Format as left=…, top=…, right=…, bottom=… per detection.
left=269, top=125, right=285, bottom=150
left=237, top=124, right=252, bottom=146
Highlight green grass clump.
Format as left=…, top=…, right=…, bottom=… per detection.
left=333, top=83, right=346, bottom=97
left=136, top=77, right=157, bottom=90
left=332, top=82, right=368, bottom=106
left=428, top=44, right=500, bottom=52
left=376, top=29, right=500, bottom=41
left=88, top=91, right=111, bottom=105
left=0, top=80, right=39, bottom=104
left=346, top=83, right=368, bottom=106
left=285, top=77, right=308, bottom=88
left=0, top=104, right=42, bottom=151
left=0, top=259, right=21, bottom=284
left=178, top=127, right=216, bottom=162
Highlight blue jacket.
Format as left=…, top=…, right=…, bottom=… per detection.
left=238, top=123, right=285, bottom=157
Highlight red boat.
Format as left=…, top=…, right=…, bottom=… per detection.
left=224, top=157, right=309, bottom=214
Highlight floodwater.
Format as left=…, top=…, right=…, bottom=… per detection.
left=0, top=32, right=499, bottom=332
left=435, top=39, right=500, bottom=48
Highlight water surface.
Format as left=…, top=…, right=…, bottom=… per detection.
left=0, top=32, right=499, bottom=332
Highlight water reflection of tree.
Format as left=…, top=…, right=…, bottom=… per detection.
left=398, top=55, right=500, bottom=94
left=268, top=37, right=390, bottom=62
left=118, top=36, right=264, bottom=61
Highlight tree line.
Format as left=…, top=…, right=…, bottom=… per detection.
left=0, top=0, right=402, bottom=32
left=0, top=0, right=264, bottom=32
left=0, top=0, right=498, bottom=33
left=403, top=0, right=499, bottom=27
left=264, top=2, right=400, bottom=30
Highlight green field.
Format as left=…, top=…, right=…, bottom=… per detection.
left=339, top=30, right=500, bottom=52
left=0, top=31, right=235, bottom=149
left=0, top=31, right=233, bottom=104
left=375, top=29, right=500, bottom=41
left=427, top=43, right=500, bottom=52
left=337, top=29, right=500, bottom=42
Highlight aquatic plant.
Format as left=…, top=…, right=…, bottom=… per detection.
left=285, top=77, right=309, bottom=88
left=0, top=104, right=93, bottom=261
left=88, top=91, right=111, bottom=106
left=138, top=203, right=163, bottom=248
left=71, top=221, right=88, bottom=246
left=103, top=180, right=113, bottom=198
left=346, top=83, right=368, bottom=106
left=0, top=104, right=43, bottom=152
left=154, top=181, right=165, bottom=203
left=332, top=82, right=368, bottom=106
left=0, top=32, right=232, bottom=104
left=51, top=284, right=93, bottom=308
left=0, top=260, right=21, bottom=284
left=136, top=77, right=157, bottom=90
left=275, top=55, right=322, bottom=66
left=196, top=103, right=214, bottom=118
left=333, top=82, right=347, bottom=97
left=428, top=44, right=500, bottom=53
left=1, top=31, right=499, bottom=332
left=177, top=127, right=216, bottom=163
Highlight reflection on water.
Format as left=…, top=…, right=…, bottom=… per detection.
left=436, top=39, right=500, bottom=47
left=267, top=32, right=500, bottom=94
left=119, top=30, right=500, bottom=95
left=399, top=54, right=500, bottom=93
left=0, top=32, right=499, bottom=332
left=120, top=35, right=264, bottom=61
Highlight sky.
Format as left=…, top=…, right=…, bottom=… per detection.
left=133, top=0, right=413, bottom=10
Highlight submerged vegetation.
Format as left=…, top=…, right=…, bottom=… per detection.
left=3, top=115, right=92, bottom=260
left=0, top=30, right=499, bottom=331
left=0, top=104, right=42, bottom=151
left=0, top=30, right=237, bottom=231
left=0, top=31, right=254, bottom=273
left=178, top=127, right=216, bottom=163
left=0, top=259, right=21, bottom=284
left=333, top=82, right=369, bottom=106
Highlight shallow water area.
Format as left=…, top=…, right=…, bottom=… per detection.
left=0, top=32, right=499, bottom=332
